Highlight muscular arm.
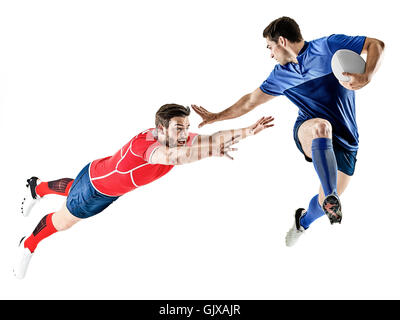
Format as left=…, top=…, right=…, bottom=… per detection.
left=218, top=88, right=275, bottom=120
left=150, top=138, right=238, bottom=165
left=192, top=88, right=275, bottom=127
left=194, top=116, right=274, bottom=147
left=341, top=37, right=385, bottom=90
left=150, top=116, right=274, bottom=165
left=361, top=37, right=385, bottom=82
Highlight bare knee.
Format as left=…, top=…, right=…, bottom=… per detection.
left=52, top=204, right=80, bottom=231
left=312, top=119, right=332, bottom=138
left=55, top=219, right=77, bottom=231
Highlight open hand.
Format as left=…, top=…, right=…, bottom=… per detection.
left=248, top=116, right=274, bottom=135
left=191, top=104, right=219, bottom=128
left=214, top=135, right=240, bottom=160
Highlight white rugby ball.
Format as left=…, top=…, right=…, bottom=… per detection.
left=331, top=49, right=366, bottom=82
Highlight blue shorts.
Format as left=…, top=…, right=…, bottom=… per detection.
left=66, top=163, right=119, bottom=219
left=293, top=120, right=358, bottom=176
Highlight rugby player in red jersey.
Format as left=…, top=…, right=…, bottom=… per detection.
left=14, top=103, right=274, bottom=279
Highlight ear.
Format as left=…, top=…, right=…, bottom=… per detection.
left=157, top=124, right=167, bottom=135
left=278, top=36, right=286, bottom=47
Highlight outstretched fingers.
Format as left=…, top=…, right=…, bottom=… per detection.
left=221, top=147, right=238, bottom=160
left=191, top=105, right=203, bottom=114
left=191, top=104, right=212, bottom=116
left=191, top=104, right=215, bottom=128
left=250, top=116, right=275, bottom=135
left=261, top=116, right=274, bottom=128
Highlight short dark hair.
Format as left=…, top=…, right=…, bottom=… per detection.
left=155, top=103, right=191, bottom=128
left=263, top=16, right=303, bottom=43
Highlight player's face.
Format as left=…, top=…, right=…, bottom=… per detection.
left=165, top=116, right=190, bottom=147
left=266, top=37, right=291, bottom=65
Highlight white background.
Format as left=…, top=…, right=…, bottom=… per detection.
left=0, top=0, right=398, bottom=299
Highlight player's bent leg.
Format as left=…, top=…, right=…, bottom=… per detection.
left=298, top=118, right=337, bottom=195
left=15, top=163, right=119, bottom=278
left=21, top=177, right=74, bottom=217
left=298, top=118, right=340, bottom=223
left=36, top=178, right=74, bottom=198
left=13, top=201, right=81, bottom=279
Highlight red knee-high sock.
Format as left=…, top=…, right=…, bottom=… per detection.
left=24, top=213, right=58, bottom=253
left=36, top=178, right=74, bottom=197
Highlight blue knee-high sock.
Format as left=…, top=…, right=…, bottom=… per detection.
left=311, top=138, right=337, bottom=196
left=300, top=195, right=325, bottom=229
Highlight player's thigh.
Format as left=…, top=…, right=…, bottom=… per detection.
left=52, top=201, right=81, bottom=231
left=318, top=170, right=352, bottom=204
left=297, top=118, right=332, bottom=158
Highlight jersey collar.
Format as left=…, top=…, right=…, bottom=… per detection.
left=297, top=41, right=309, bottom=57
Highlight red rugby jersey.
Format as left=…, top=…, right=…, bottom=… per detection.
left=89, top=129, right=198, bottom=196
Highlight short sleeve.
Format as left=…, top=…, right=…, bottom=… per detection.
left=130, top=131, right=161, bottom=163
left=327, top=34, right=366, bottom=55
left=186, top=132, right=199, bottom=146
left=260, top=68, right=285, bottom=96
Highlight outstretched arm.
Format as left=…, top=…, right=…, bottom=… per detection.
left=192, top=88, right=275, bottom=128
left=340, top=37, right=385, bottom=90
left=150, top=136, right=240, bottom=165
left=150, top=116, right=274, bottom=165
left=195, top=116, right=274, bottom=147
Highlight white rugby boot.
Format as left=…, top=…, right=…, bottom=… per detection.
left=285, top=208, right=307, bottom=247
left=13, top=236, right=33, bottom=279
left=21, top=177, right=42, bottom=217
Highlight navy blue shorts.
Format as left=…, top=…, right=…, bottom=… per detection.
left=66, top=163, right=119, bottom=219
left=293, top=120, right=358, bottom=176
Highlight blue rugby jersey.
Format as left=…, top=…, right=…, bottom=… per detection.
left=260, top=34, right=366, bottom=151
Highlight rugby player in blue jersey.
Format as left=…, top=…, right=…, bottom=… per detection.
left=192, top=17, right=384, bottom=246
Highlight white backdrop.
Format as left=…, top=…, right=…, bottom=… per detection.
left=0, top=0, right=398, bottom=299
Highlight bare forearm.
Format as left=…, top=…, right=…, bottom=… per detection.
left=198, top=116, right=274, bottom=146
left=365, top=39, right=385, bottom=81
left=154, top=116, right=274, bottom=165
left=217, top=94, right=256, bottom=121
left=192, top=89, right=274, bottom=127
left=210, top=127, right=252, bottom=144
left=166, top=144, right=216, bottom=165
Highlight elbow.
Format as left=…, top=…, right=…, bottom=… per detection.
left=371, top=38, right=385, bottom=52
left=378, top=39, right=385, bottom=51
left=373, top=38, right=385, bottom=51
